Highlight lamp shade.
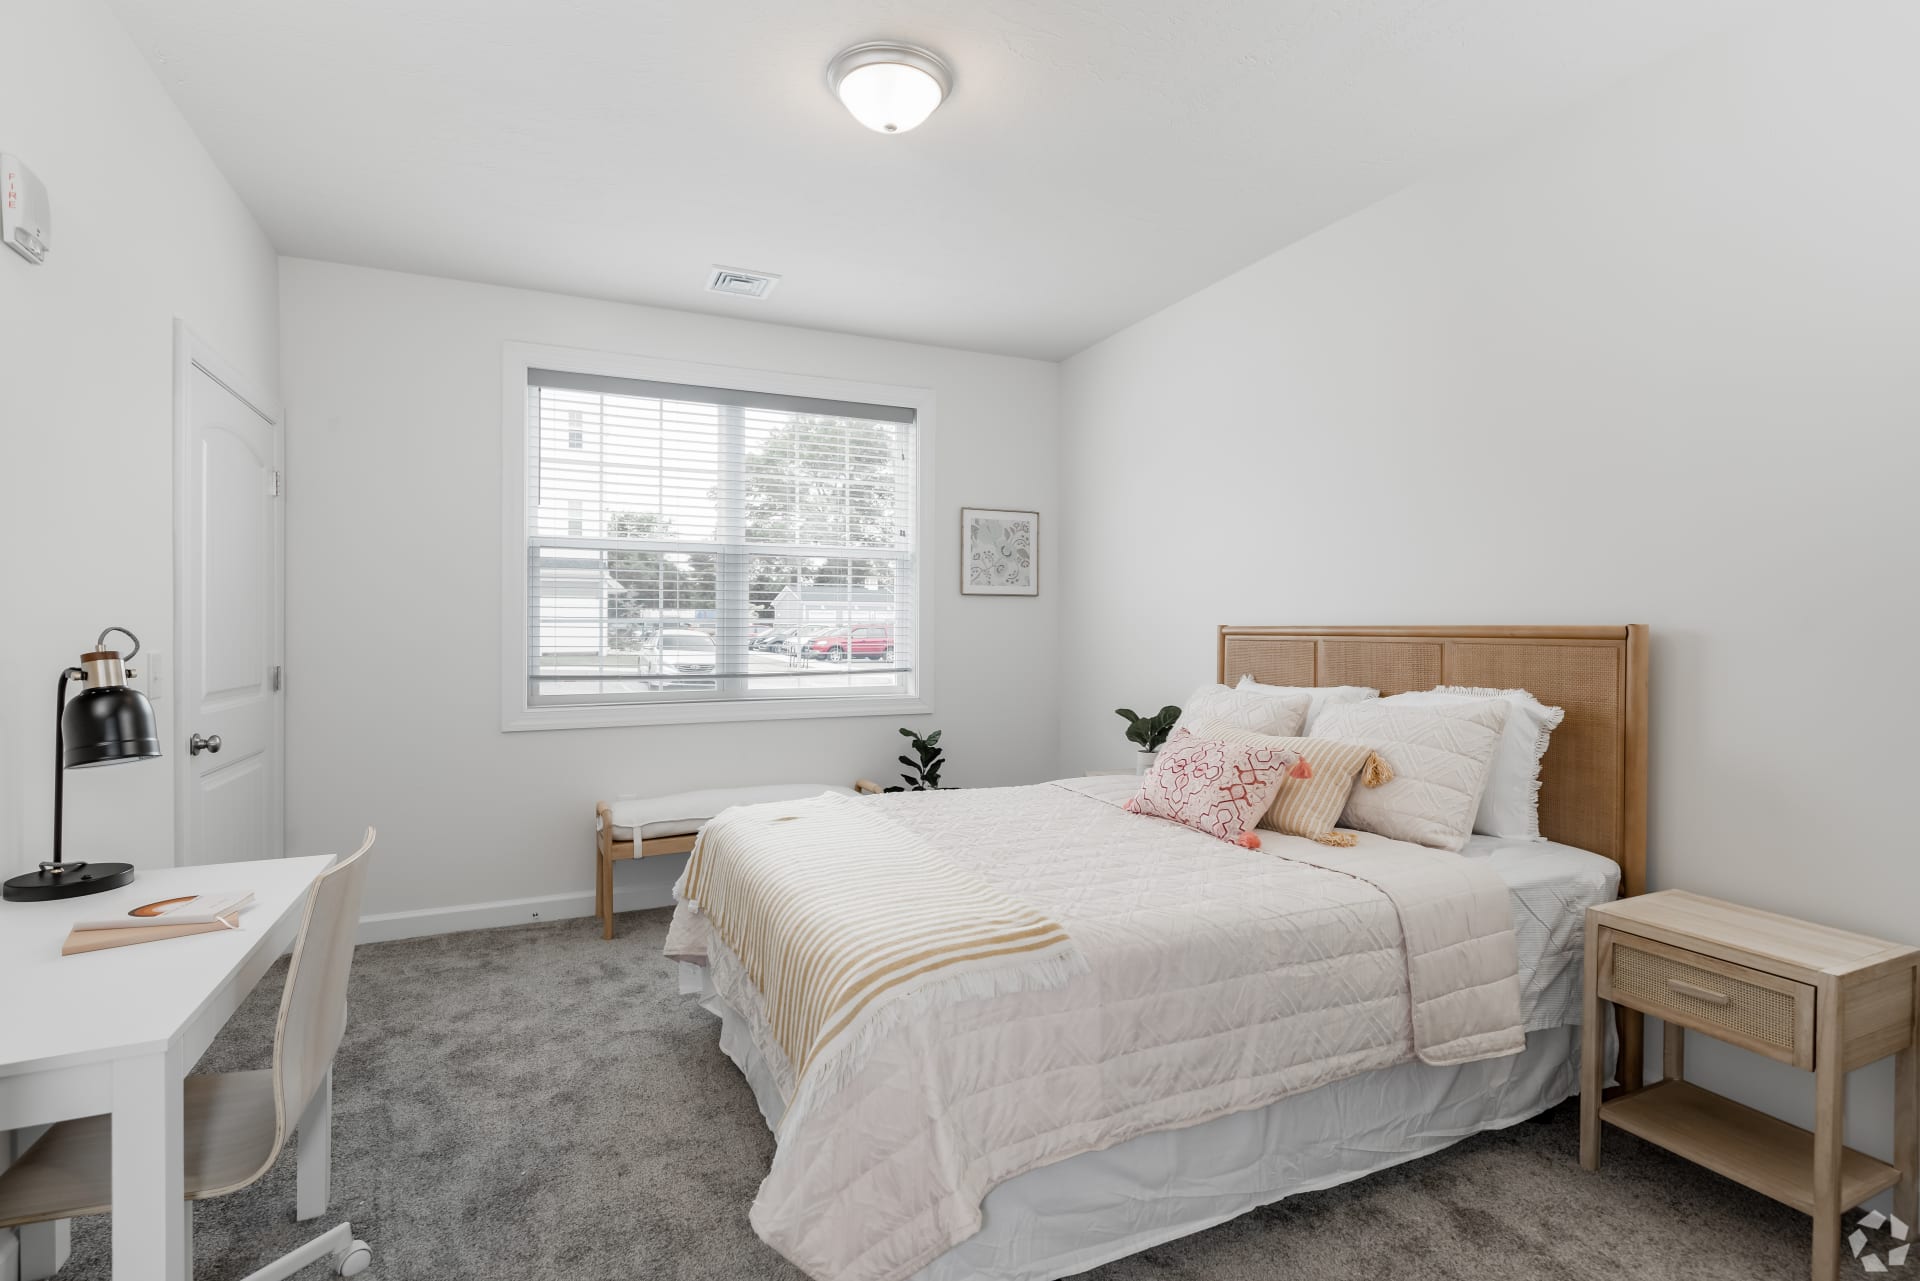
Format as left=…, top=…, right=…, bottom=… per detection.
left=61, top=682, right=161, bottom=767
left=6, top=632, right=157, bottom=901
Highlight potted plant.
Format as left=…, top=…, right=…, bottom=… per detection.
left=1114, top=705, right=1181, bottom=774
left=885, top=727, right=947, bottom=792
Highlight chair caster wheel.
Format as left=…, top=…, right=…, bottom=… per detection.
left=333, top=1240, right=372, bottom=1276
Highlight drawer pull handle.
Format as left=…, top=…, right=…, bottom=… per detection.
left=1666, top=978, right=1731, bottom=1006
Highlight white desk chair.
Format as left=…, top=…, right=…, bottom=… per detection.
left=0, top=829, right=378, bottom=1279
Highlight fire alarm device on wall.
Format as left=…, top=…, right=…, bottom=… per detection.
left=3, top=154, right=51, bottom=264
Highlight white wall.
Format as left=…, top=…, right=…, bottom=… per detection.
left=1058, top=0, right=1920, bottom=1170
left=278, top=258, right=1058, bottom=931
left=0, top=1, right=279, bottom=885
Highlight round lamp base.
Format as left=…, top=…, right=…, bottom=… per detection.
left=4, top=862, right=135, bottom=902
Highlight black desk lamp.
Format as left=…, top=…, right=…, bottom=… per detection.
left=4, top=627, right=163, bottom=902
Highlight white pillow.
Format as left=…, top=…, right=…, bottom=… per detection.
left=1236, top=675, right=1378, bottom=732
left=1384, top=687, right=1565, bottom=842
left=1312, top=698, right=1510, bottom=852
left=1173, top=683, right=1312, bottom=740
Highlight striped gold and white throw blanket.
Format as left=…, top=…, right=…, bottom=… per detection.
left=675, top=791, right=1085, bottom=1115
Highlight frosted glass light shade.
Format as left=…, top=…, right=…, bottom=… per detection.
left=828, top=44, right=952, bottom=134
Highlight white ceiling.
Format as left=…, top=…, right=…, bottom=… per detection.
left=107, top=0, right=1757, bottom=360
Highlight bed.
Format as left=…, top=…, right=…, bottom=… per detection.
left=670, top=624, right=1649, bottom=1281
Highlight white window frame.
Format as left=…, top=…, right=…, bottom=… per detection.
left=500, top=342, right=935, bottom=731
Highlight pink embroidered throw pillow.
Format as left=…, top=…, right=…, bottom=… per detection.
left=1124, top=727, right=1305, bottom=848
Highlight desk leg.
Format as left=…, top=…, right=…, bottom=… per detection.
left=13, top=1122, right=71, bottom=1281
left=112, top=1047, right=187, bottom=1281
left=297, top=1066, right=333, bottom=1221
left=18, top=1218, right=69, bottom=1281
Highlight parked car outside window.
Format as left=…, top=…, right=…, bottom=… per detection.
left=641, top=628, right=717, bottom=680
left=805, top=623, right=894, bottom=662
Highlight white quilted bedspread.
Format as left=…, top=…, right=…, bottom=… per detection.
left=667, top=776, right=1526, bottom=1281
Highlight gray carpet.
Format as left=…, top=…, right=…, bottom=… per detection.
left=58, top=907, right=1816, bottom=1280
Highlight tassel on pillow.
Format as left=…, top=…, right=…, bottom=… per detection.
left=1362, top=752, right=1394, bottom=788
left=1313, top=831, right=1358, bottom=848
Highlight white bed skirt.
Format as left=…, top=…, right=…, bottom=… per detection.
left=690, top=961, right=1598, bottom=1281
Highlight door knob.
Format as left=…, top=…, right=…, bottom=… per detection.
left=189, top=732, right=222, bottom=755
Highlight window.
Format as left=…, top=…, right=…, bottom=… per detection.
left=503, top=348, right=929, bottom=728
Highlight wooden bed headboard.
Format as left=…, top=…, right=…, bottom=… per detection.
left=1219, top=625, right=1648, bottom=897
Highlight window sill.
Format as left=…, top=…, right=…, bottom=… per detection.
left=502, top=695, right=931, bottom=732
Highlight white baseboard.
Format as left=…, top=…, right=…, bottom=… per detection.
left=355, top=882, right=677, bottom=945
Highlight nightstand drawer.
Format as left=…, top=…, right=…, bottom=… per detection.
left=1599, top=931, right=1815, bottom=1069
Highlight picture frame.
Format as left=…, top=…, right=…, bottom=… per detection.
left=959, top=507, right=1039, bottom=596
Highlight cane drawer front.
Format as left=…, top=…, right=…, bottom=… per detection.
left=1600, top=930, right=1815, bottom=1069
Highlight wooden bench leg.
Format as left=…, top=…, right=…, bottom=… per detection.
left=593, top=845, right=605, bottom=930
left=599, top=847, right=615, bottom=940
left=595, top=802, right=616, bottom=941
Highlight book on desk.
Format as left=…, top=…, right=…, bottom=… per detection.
left=62, top=890, right=255, bottom=955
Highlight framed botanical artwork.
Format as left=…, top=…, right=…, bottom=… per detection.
left=960, top=507, right=1039, bottom=596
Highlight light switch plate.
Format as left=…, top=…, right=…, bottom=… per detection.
left=3, top=154, right=51, bottom=263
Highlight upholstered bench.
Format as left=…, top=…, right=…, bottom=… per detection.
left=594, top=780, right=882, bottom=939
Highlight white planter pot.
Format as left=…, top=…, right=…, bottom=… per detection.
left=1135, top=749, right=1158, bottom=775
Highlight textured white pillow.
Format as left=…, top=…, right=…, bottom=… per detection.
left=1384, top=687, right=1565, bottom=841
left=1173, top=683, right=1312, bottom=739
left=1312, top=698, right=1511, bottom=852
left=1236, top=676, right=1378, bottom=732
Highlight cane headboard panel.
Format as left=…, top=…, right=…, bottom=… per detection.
left=1218, top=625, right=1648, bottom=896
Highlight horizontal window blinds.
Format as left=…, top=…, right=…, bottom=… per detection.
left=527, top=368, right=916, bottom=425
left=525, top=371, right=918, bottom=708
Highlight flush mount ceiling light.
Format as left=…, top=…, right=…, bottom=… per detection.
left=827, top=42, right=952, bottom=135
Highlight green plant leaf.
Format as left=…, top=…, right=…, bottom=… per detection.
left=1115, top=708, right=1138, bottom=723
left=899, top=726, right=916, bottom=737
left=925, top=730, right=942, bottom=746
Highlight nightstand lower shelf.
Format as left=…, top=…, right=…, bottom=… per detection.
left=1602, top=1079, right=1902, bottom=1216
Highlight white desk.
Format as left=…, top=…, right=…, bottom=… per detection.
left=0, top=856, right=332, bottom=1280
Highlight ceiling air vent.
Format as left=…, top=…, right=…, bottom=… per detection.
left=707, top=266, right=781, bottom=299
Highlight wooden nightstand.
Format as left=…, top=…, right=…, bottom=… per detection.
left=1581, top=891, right=1920, bottom=1281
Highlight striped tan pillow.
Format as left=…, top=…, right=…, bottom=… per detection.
left=1197, top=724, right=1380, bottom=846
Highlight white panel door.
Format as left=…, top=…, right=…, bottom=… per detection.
left=175, top=329, right=283, bottom=865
